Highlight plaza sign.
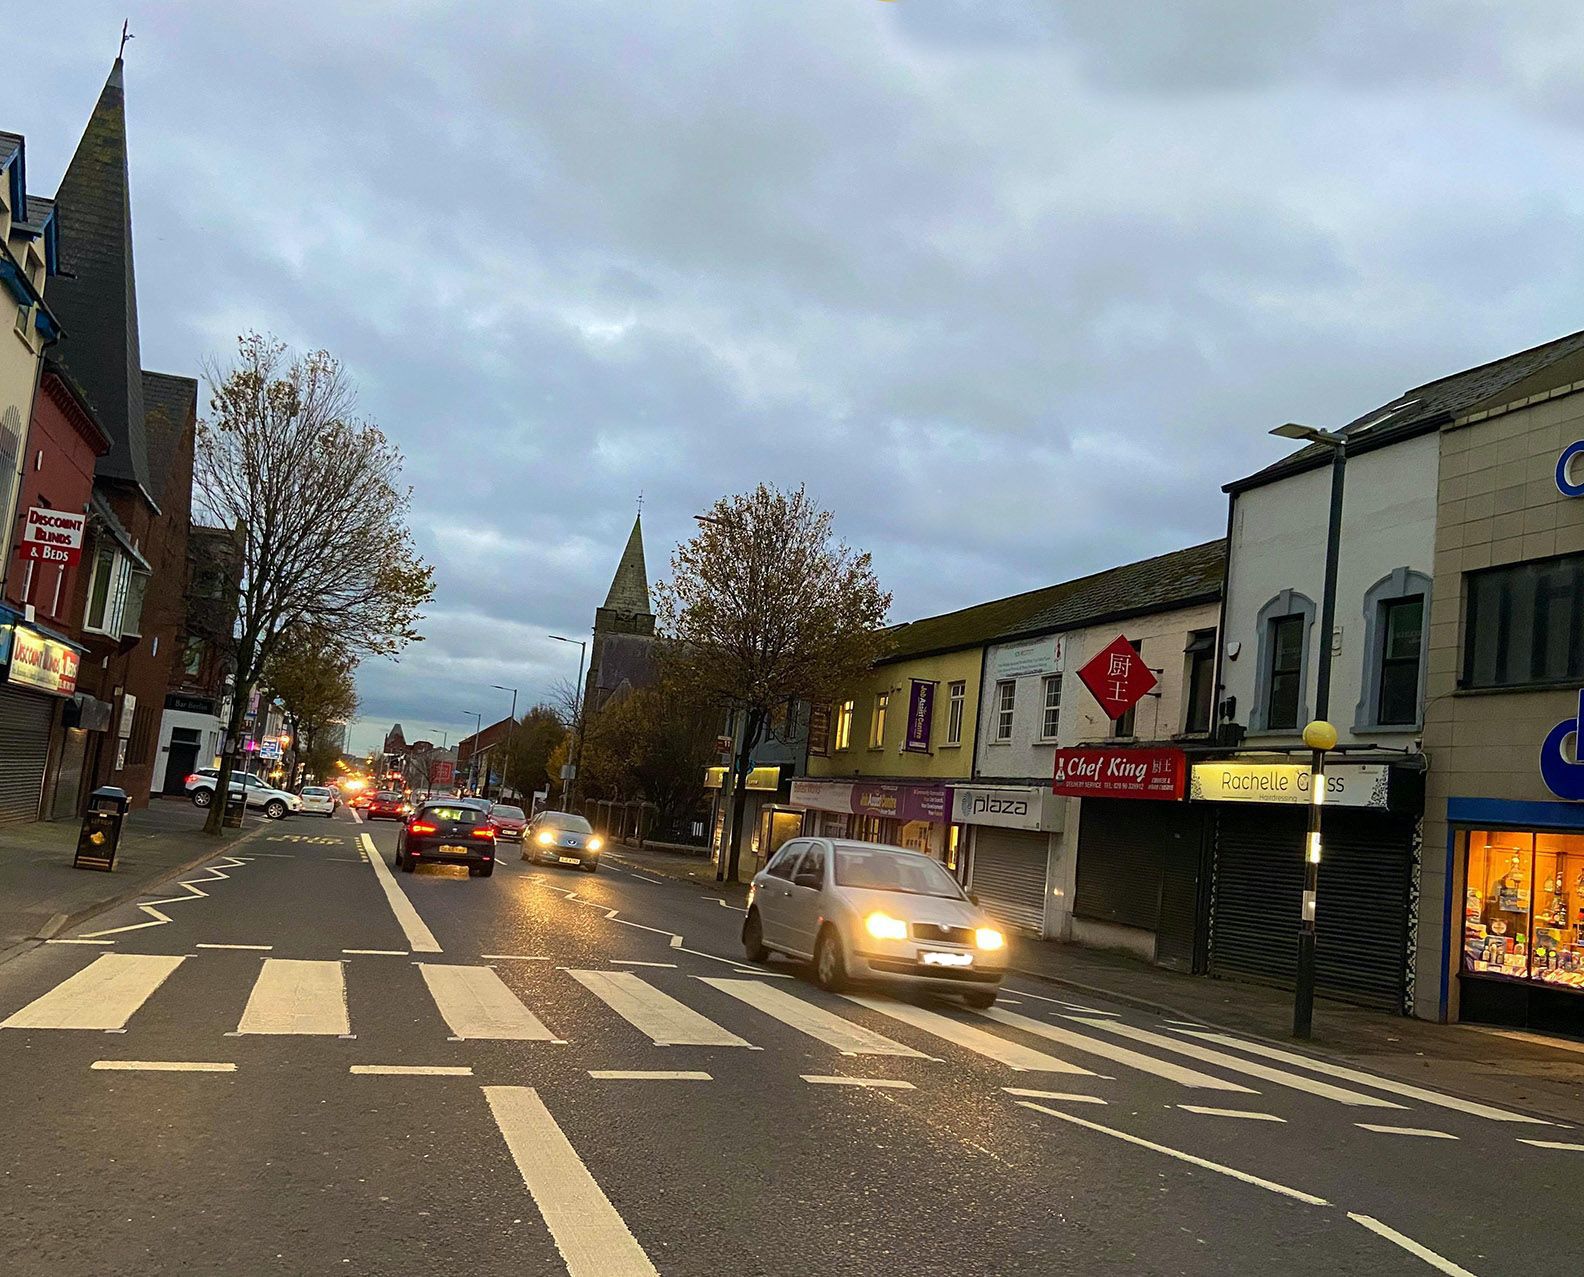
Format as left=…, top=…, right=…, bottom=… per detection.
left=1189, top=762, right=1390, bottom=809
left=952, top=785, right=1064, bottom=832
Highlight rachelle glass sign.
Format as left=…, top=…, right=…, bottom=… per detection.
left=1188, top=763, right=1390, bottom=809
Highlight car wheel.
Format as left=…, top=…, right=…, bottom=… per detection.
left=813, top=925, right=847, bottom=992
left=399, top=854, right=415, bottom=873
left=191, top=788, right=212, bottom=808
left=265, top=799, right=287, bottom=820
left=963, top=990, right=998, bottom=1010
left=742, top=909, right=769, bottom=964
left=479, top=864, right=494, bottom=878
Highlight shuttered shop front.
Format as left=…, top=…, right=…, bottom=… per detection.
left=0, top=684, right=53, bottom=824
left=1208, top=804, right=1416, bottom=1010
left=970, top=827, right=1047, bottom=933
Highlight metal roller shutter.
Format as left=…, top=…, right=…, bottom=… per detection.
left=1075, top=799, right=1167, bottom=930
left=1209, top=804, right=1415, bottom=1010
left=0, top=685, right=53, bottom=824
left=970, top=827, right=1047, bottom=933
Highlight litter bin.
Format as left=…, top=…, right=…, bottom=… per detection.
left=223, top=786, right=247, bottom=829
left=75, top=786, right=130, bottom=871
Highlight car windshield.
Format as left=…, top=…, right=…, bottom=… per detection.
left=422, top=805, right=484, bottom=826
left=834, top=847, right=966, bottom=899
left=540, top=813, right=593, bottom=833
left=493, top=806, right=525, bottom=820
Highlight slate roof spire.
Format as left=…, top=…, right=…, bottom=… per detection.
left=602, top=514, right=651, bottom=615
left=48, top=56, right=151, bottom=494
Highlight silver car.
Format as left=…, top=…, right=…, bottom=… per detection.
left=524, top=810, right=604, bottom=872
left=743, top=839, right=1008, bottom=1007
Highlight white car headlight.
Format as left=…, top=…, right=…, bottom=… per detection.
left=865, top=911, right=908, bottom=941
left=587, top=836, right=603, bottom=852
left=974, top=927, right=1005, bottom=951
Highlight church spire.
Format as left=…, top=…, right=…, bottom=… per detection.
left=602, top=514, right=651, bottom=615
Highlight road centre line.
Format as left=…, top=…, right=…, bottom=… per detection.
left=1018, top=1101, right=1330, bottom=1206
left=480, top=954, right=551, bottom=961
left=588, top=1070, right=712, bottom=1081
left=1169, top=1027, right=1550, bottom=1124
left=611, top=960, right=677, bottom=968
left=3, top=954, right=185, bottom=1031
left=1347, top=1213, right=1480, bottom=1277
left=196, top=943, right=273, bottom=951
left=1356, top=1124, right=1458, bottom=1140
left=350, top=1065, right=473, bottom=1077
left=979, top=1008, right=1252, bottom=1091
left=45, top=938, right=113, bottom=945
left=359, top=833, right=441, bottom=953
left=1519, top=1138, right=1584, bottom=1151
left=91, top=1059, right=235, bottom=1072
left=484, top=1086, right=659, bottom=1277
left=802, top=1075, right=915, bottom=1089
left=1003, top=1088, right=1107, bottom=1105
left=1178, top=1105, right=1286, bottom=1122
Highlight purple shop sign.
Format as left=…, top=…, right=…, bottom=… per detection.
left=904, top=679, right=935, bottom=753
left=852, top=782, right=950, bottom=824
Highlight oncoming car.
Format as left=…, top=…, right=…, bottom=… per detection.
left=742, top=839, right=1007, bottom=1007
left=524, top=811, right=603, bottom=871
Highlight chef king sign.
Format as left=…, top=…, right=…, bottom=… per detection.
left=1077, top=634, right=1157, bottom=721
left=17, top=507, right=87, bottom=567
left=1052, top=747, right=1186, bottom=801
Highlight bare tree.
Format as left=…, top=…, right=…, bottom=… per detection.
left=194, top=333, right=433, bottom=833
left=655, top=483, right=890, bottom=880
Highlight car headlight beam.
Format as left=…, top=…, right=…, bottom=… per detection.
left=865, top=911, right=908, bottom=941
left=536, top=830, right=555, bottom=846
left=587, top=836, right=603, bottom=852
left=974, top=927, right=1005, bottom=951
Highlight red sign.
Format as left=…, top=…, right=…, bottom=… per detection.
left=1077, top=634, right=1157, bottom=720
left=429, top=760, right=455, bottom=784
left=17, top=506, right=86, bottom=567
left=1052, top=748, right=1186, bottom=801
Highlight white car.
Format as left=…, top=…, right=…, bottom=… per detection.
left=298, top=785, right=338, bottom=817
left=185, top=768, right=303, bottom=820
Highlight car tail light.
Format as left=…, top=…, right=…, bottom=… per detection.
left=408, top=821, right=437, bottom=834
left=185, top=773, right=199, bottom=785
left=471, top=826, right=496, bottom=840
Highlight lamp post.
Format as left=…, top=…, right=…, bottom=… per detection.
left=491, top=684, right=519, bottom=800
left=549, top=635, right=588, bottom=810
left=1269, top=421, right=1349, bottom=1039
left=463, top=710, right=482, bottom=795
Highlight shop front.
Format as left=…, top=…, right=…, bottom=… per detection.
left=707, top=764, right=805, bottom=874
left=787, top=779, right=956, bottom=860
left=953, top=785, right=1062, bottom=935
left=0, top=610, right=84, bottom=824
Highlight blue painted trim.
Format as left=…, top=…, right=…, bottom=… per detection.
left=1440, top=823, right=1456, bottom=1021
left=1446, top=796, right=1584, bottom=831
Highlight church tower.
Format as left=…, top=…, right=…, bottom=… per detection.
left=585, top=514, right=656, bottom=713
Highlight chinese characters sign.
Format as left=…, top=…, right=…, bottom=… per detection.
left=1052, top=748, right=1185, bottom=801
left=1077, top=635, right=1157, bottom=721
left=904, top=679, right=935, bottom=753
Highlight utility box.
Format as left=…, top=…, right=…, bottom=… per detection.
left=75, top=786, right=130, bottom=871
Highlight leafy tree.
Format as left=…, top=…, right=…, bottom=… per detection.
left=655, top=484, right=890, bottom=878
left=194, top=333, right=433, bottom=832
left=502, top=705, right=568, bottom=802
left=263, top=625, right=359, bottom=786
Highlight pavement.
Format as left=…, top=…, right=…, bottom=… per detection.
left=0, top=813, right=1579, bottom=1274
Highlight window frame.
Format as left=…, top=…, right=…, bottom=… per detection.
left=945, top=681, right=966, bottom=747
left=833, top=700, right=853, bottom=752
left=993, top=679, right=1015, bottom=743
left=1039, top=674, right=1062, bottom=742
left=868, top=692, right=889, bottom=750
left=1462, top=553, right=1584, bottom=692
left=1182, top=629, right=1216, bottom=735
left=1265, top=615, right=1305, bottom=732
left=1249, top=589, right=1315, bottom=733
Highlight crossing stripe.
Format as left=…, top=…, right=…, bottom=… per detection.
left=802, top=1075, right=915, bottom=1089
left=1178, top=1105, right=1286, bottom=1122
left=1356, top=1124, right=1458, bottom=1140
left=1069, top=1018, right=1406, bottom=1108
left=1171, top=1027, right=1550, bottom=1124
left=361, top=832, right=441, bottom=953
left=980, top=1008, right=1254, bottom=1092
left=90, top=1059, right=236, bottom=1073
left=699, top=979, right=924, bottom=1057
left=567, top=970, right=751, bottom=1048
left=237, top=960, right=349, bottom=1036
left=484, top=1086, right=658, bottom=1277
left=847, top=996, right=1093, bottom=1073
left=420, top=964, right=560, bottom=1041
left=588, top=1070, right=712, bottom=1081
left=1003, top=1088, right=1107, bottom=1105
left=1, top=954, right=185, bottom=1031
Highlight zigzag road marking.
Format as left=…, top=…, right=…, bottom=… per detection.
left=531, top=879, right=749, bottom=969
left=78, top=857, right=249, bottom=938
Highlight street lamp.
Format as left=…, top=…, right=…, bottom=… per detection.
left=549, top=635, right=588, bottom=810
left=1269, top=421, right=1348, bottom=1039
left=491, top=684, right=519, bottom=801
left=463, top=710, right=483, bottom=794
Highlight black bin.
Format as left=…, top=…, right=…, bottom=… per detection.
left=223, top=786, right=247, bottom=829
left=75, top=786, right=130, bottom=872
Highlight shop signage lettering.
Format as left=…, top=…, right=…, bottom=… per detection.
left=1539, top=689, right=1584, bottom=801
left=789, top=780, right=950, bottom=823
left=904, top=680, right=935, bottom=753
left=17, top=506, right=86, bottom=567
left=1052, top=747, right=1185, bottom=800
left=993, top=636, right=1062, bottom=680
left=1556, top=440, right=1584, bottom=498
left=788, top=780, right=858, bottom=814
left=6, top=626, right=80, bottom=696
left=1077, top=635, right=1157, bottom=721
left=1188, top=762, right=1390, bottom=809
left=952, top=785, right=1063, bottom=831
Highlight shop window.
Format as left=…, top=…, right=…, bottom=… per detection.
left=1182, top=630, right=1215, bottom=734
left=1250, top=590, right=1314, bottom=733
left=1463, top=830, right=1584, bottom=987
left=1464, top=552, right=1584, bottom=690
left=994, top=680, right=1015, bottom=742
left=946, top=681, right=966, bottom=746
left=869, top=692, right=889, bottom=749
left=1040, top=674, right=1062, bottom=741
left=833, top=700, right=853, bottom=751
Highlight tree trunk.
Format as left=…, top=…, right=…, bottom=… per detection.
left=723, top=708, right=762, bottom=883
left=203, top=680, right=254, bottom=836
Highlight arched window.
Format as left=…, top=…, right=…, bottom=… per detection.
left=1250, top=589, right=1315, bottom=732
left=1354, top=567, right=1431, bottom=730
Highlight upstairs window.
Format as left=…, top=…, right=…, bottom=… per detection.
left=1377, top=597, right=1425, bottom=725
left=869, top=692, right=889, bottom=749
left=1183, top=630, right=1216, bottom=734
left=1040, top=674, right=1062, bottom=741
left=994, top=680, right=1015, bottom=742
left=1465, top=553, right=1584, bottom=690
left=1265, top=615, right=1305, bottom=730
left=833, top=700, right=853, bottom=751
left=945, top=681, right=966, bottom=746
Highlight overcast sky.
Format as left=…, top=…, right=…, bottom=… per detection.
left=15, top=3, right=1584, bottom=753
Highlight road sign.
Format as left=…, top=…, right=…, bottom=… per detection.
left=560, top=764, right=577, bottom=780
left=258, top=738, right=282, bottom=760
left=1077, top=635, right=1157, bottom=721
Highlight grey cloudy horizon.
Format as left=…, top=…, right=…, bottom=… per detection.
left=14, top=2, right=1584, bottom=755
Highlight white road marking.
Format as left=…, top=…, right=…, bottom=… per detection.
left=2, top=954, right=186, bottom=1031
left=567, top=970, right=752, bottom=1048
left=349, top=1065, right=473, bottom=1076
left=1072, top=1018, right=1405, bottom=1108
left=1018, top=1101, right=1330, bottom=1206
left=1356, top=1124, right=1458, bottom=1140
left=733, top=968, right=794, bottom=978
left=611, top=960, right=677, bottom=968
left=700, top=979, right=924, bottom=1056
left=78, top=857, right=248, bottom=937
left=237, top=959, right=350, bottom=1036
left=587, top=1070, right=712, bottom=1081
left=91, top=1060, right=235, bottom=1072
left=1348, top=1213, right=1479, bottom=1276
left=480, top=954, right=550, bottom=961
left=1003, top=1088, right=1107, bottom=1105
left=484, top=1086, right=659, bottom=1277
left=196, top=943, right=273, bottom=951
left=703, top=897, right=746, bottom=913
left=849, top=996, right=1092, bottom=1073
left=360, top=832, right=441, bottom=953
left=802, top=1075, right=915, bottom=1089
left=1170, top=1027, right=1549, bottom=1124
left=419, top=964, right=559, bottom=1041
left=44, top=938, right=114, bottom=946
left=1178, top=1105, right=1286, bottom=1122
left=1519, top=1138, right=1584, bottom=1151
left=979, top=1008, right=1251, bottom=1091
left=343, top=949, right=408, bottom=956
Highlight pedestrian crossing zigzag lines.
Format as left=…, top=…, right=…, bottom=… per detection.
left=77, top=857, right=250, bottom=938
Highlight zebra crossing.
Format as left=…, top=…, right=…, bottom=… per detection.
left=0, top=952, right=1549, bottom=1126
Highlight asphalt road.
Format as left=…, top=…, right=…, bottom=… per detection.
left=0, top=809, right=1566, bottom=1276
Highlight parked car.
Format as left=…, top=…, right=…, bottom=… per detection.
left=298, top=785, right=338, bottom=817
left=365, top=791, right=412, bottom=821
left=393, top=800, right=497, bottom=876
left=185, top=768, right=303, bottom=821
left=524, top=811, right=603, bottom=871
left=742, top=839, right=1007, bottom=1007
left=489, top=804, right=528, bottom=842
